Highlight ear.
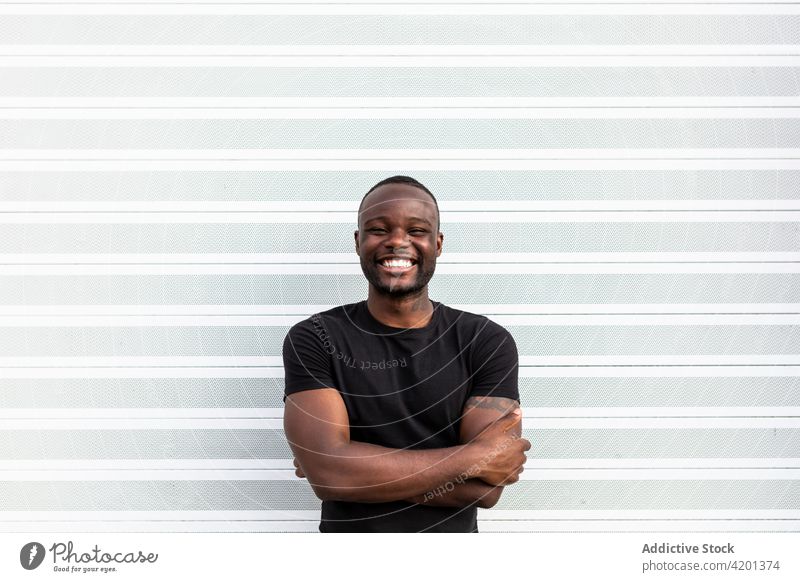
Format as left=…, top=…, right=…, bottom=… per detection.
left=436, top=231, right=443, bottom=257
left=354, top=229, right=360, bottom=254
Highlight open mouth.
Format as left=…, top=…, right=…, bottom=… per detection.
left=377, top=257, right=417, bottom=274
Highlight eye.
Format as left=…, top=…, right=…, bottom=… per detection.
left=368, top=228, right=386, bottom=233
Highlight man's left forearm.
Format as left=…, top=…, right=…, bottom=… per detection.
left=406, top=477, right=503, bottom=509
left=291, top=455, right=504, bottom=507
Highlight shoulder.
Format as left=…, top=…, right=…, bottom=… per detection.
left=440, top=303, right=515, bottom=344
left=454, top=306, right=520, bottom=398
left=283, top=302, right=359, bottom=349
left=285, top=302, right=358, bottom=335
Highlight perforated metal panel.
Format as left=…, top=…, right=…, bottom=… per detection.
left=0, top=1, right=797, bottom=534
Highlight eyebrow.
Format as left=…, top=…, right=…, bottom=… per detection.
left=363, top=216, right=433, bottom=226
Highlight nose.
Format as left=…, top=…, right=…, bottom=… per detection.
left=384, top=227, right=410, bottom=249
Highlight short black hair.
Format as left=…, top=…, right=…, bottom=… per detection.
left=358, top=175, right=440, bottom=230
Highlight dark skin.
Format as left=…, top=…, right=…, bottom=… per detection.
left=355, top=182, right=443, bottom=328
left=285, top=182, right=529, bottom=508
left=285, top=390, right=527, bottom=505
left=405, top=395, right=522, bottom=508
left=291, top=395, right=523, bottom=508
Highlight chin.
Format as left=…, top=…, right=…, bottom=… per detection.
left=361, top=262, right=434, bottom=297
left=377, top=283, right=424, bottom=297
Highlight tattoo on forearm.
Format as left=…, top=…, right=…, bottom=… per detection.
left=463, top=396, right=519, bottom=413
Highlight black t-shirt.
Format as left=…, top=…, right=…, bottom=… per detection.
left=282, top=299, right=520, bottom=532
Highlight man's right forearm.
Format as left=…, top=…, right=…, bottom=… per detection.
left=297, top=439, right=486, bottom=504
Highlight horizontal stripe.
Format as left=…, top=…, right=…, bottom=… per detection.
left=4, top=509, right=798, bottom=522
left=0, top=120, right=797, bottom=148
left=1, top=211, right=796, bottom=224
left=0, top=274, right=791, bottom=306
left=3, top=154, right=800, bottom=171
left=2, top=417, right=797, bottom=429
left=2, top=201, right=799, bottom=212
left=2, top=366, right=793, bottom=378
left=6, top=458, right=800, bottom=471
left=0, top=16, right=797, bottom=43
left=2, top=263, right=796, bottom=275
left=3, top=96, right=800, bottom=108
left=0, top=314, right=795, bottom=327
left=0, top=509, right=793, bottom=532
left=4, top=225, right=793, bottom=255
left=2, top=4, right=799, bottom=15
left=1, top=56, right=798, bottom=67
left=6, top=45, right=800, bottom=57
left=1, top=303, right=797, bottom=315
left=0, top=170, right=795, bottom=203
left=1, top=377, right=795, bottom=409
left=3, top=458, right=798, bottom=470
left=9, top=325, right=775, bottom=358
left=0, top=480, right=795, bottom=511
left=4, top=252, right=798, bottom=263
left=1, top=68, right=794, bottom=100
left=1, top=520, right=796, bottom=533
left=4, top=149, right=799, bottom=160
left=1, top=428, right=794, bottom=459
left=0, top=119, right=799, bottom=153
left=0, top=214, right=798, bottom=228
left=0, top=224, right=795, bottom=254
left=1, top=468, right=797, bottom=480
left=2, top=356, right=798, bottom=368
left=2, top=407, right=797, bottom=419
left=13, top=106, right=800, bottom=120
left=0, top=510, right=787, bottom=532
left=4, top=160, right=798, bottom=171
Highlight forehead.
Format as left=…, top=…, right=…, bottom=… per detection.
left=359, top=183, right=436, bottom=224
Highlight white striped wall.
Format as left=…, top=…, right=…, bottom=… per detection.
left=0, top=0, right=797, bottom=534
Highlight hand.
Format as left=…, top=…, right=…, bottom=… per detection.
left=469, top=408, right=531, bottom=487
left=293, top=457, right=306, bottom=479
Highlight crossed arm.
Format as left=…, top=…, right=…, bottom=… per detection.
left=284, top=388, right=526, bottom=509
left=404, top=395, right=521, bottom=508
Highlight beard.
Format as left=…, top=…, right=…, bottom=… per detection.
left=360, top=256, right=436, bottom=298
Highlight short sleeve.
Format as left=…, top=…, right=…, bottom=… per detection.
left=282, top=318, right=337, bottom=402
left=468, top=319, right=520, bottom=403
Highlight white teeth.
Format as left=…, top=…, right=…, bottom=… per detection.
left=382, top=259, right=413, bottom=268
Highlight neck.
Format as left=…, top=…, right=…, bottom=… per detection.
left=366, top=288, right=434, bottom=329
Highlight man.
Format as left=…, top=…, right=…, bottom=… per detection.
left=282, top=175, right=530, bottom=532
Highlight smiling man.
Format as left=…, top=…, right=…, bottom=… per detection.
left=282, top=175, right=530, bottom=532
